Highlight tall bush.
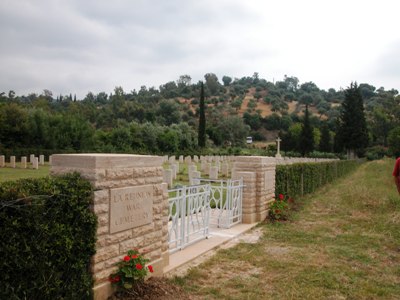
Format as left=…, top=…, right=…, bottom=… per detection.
left=0, top=173, right=97, bottom=300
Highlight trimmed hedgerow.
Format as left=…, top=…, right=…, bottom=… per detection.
left=0, top=173, right=97, bottom=300
left=275, top=160, right=360, bottom=198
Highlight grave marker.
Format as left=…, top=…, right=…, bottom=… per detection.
left=10, top=156, right=16, bottom=168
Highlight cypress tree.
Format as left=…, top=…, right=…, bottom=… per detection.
left=198, top=82, right=206, bottom=148
left=319, top=122, right=332, bottom=152
left=338, top=82, right=369, bottom=158
left=300, top=104, right=314, bottom=156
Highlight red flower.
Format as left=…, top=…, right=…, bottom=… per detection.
left=123, top=256, right=130, bottom=262
left=136, top=263, right=143, bottom=270
left=279, top=194, right=284, bottom=200
left=148, top=265, right=154, bottom=273
left=110, top=275, right=120, bottom=283
left=275, top=209, right=281, bottom=214
left=131, top=255, right=138, bottom=259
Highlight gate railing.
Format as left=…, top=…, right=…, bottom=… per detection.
left=168, top=184, right=211, bottom=253
left=199, top=178, right=243, bottom=229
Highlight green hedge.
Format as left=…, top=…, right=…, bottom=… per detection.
left=275, top=160, right=360, bottom=198
left=0, top=173, right=97, bottom=300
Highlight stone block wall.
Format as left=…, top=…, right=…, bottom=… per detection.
left=51, top=154, right=169, bottom=300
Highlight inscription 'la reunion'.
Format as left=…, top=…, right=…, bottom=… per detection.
left=109, top=186, right=153, bottom=233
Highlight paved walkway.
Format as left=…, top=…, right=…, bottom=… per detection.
left=164, top=222, right=259, bottom=276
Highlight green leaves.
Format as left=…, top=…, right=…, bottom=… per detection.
left=109, top=249, right=153, bottom=291
left=0, top=173, right=96, bottom=300
left=276, top=161, right=359, bottom=198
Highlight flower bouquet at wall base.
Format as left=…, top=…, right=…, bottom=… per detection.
left=268, top=194, right=294, bottom=221
left=109, top=249, right=154, bottom=290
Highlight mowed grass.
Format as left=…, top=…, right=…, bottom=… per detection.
left=173, top=159, right=400, bottom=299
left=0, top=165, right=50, bottom=182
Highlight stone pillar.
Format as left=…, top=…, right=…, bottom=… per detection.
left=32, top=157, right=39, bottom=169
left=51, top=154, right=169, bottom=300
left=0, top=155, right=5, bottom=167
left=10, top=156, right=16, bottom=168
left=232, top=156, right=276, bottom=223
left=209, top=166, right=218, bottom=180
left=21, top=156, right=27, bottom=169
left=39, top=155, right=45, bottom=165
left=163, top=169, right=173, bottom=188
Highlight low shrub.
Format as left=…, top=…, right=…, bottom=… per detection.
left=0, top=173, right=96, bottom=300
left=275, top=160, right=360, bottom=198
left=365, top=145, right=389, bottom=160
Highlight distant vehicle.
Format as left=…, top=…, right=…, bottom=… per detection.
left=246, top=136, right=253, bottom=144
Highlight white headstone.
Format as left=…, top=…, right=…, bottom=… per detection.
left=179, top=155, right=184, bottom=163
left=21, top=156, right=27, bottom=169
left=193, top=155, right=199, bottom=163
left=10, top=156, right=16, bottom=168
left=168, top=156, right=176, bottom=164
left=49, top=155, right=53, bottom=166
left=188, top=165, right=197, bottom=177
left=0, top=155, right=4, bottom=167
left=163, top=169, right=173, bottom=188
left=32, top=157, right=39, bottom=169
left=39, top=155, right=45, bottom=165
left=30, top=154, right=35, bottom=163
left=184, top=156, right=192, bottom=164
left=204, top=163, right=211, bottom=175
left=170, top=164, right=177, bottom=179
left=221, top=163, right=229, bottom=177
left=209, top=166, right=218, bottom=180
left=200, top=160, right=206, bottom=172
left=190, top=171, right=201, bottom=185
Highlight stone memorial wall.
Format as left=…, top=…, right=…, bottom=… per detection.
left=51, top=154, right=169, bottom=300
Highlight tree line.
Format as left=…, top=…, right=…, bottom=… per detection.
left=1, top=73, right=399, bottom=158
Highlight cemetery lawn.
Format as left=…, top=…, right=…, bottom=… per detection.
left=172, top=159, right=400, bottom=299
left=0, top=165, right=50, bottom=182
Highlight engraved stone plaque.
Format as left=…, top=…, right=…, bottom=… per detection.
left=110, top=185, right=153, bottom=233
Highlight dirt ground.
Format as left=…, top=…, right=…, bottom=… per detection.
left=108, top=277, right=195, bottom=300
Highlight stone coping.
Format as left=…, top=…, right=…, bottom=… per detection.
left=51, top=153, right=163, bottom=169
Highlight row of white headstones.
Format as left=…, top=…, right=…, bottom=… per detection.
left=162, top=155, right=234, bottom=188
left=0, top=154, right=49, bottom=169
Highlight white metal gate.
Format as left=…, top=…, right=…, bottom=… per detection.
left=168, top=184, right=211, bottom=253
left=200, top=178, right=243, bottom=229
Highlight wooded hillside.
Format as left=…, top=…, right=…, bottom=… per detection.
left=1, top=73, right=399, bottom=158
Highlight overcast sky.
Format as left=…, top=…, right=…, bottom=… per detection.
left=0, top=0, right=399, bottom=98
